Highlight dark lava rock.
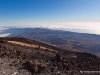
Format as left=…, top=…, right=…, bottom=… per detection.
left=25, top=60, right=46, bottom=74
left=0, top=37, right=100, bottom=75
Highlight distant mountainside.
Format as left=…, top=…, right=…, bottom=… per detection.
left=17, top=28, right=100, bottom=57
left=0, top=27, right=100, bottom=57
left=18, top=28, right=100, bottom=41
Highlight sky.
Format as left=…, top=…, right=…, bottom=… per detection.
left=0, top=0, right=100, bottom=34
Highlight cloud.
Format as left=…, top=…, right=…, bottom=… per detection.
left=17, top=22, right=100, bottom=34
left=0, top=33, right=11, bottom=37
left=0, top=22, right=100, bottom=35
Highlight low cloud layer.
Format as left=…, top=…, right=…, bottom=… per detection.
left=0, top=33, right=11, bottom=37
left=0, top=22, right=100, bottom=36
left=20, top=22, right=100, bottom=34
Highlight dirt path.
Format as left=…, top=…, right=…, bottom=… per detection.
left=8, top=41, right=58, bottom=52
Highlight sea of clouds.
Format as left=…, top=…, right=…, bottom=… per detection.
left=0, top=27, right=11, bottom=37
left=0, top=22, right=100, bottom=37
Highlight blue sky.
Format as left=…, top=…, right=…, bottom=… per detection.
left=0, top=0, right=100, bottom=34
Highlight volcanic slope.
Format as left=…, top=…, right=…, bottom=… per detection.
left=0, top=37, right=100, bottom=75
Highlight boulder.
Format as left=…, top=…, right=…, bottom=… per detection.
left=26, top=60, right=46, bottom=74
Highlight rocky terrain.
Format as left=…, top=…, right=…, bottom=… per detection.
left=0, top=37, right=100, bottom=75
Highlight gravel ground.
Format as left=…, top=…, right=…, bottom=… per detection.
left=0, top=58, right=31, bottom=75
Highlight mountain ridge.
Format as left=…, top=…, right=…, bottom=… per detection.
left=0, top=27, right=100, bottom=57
